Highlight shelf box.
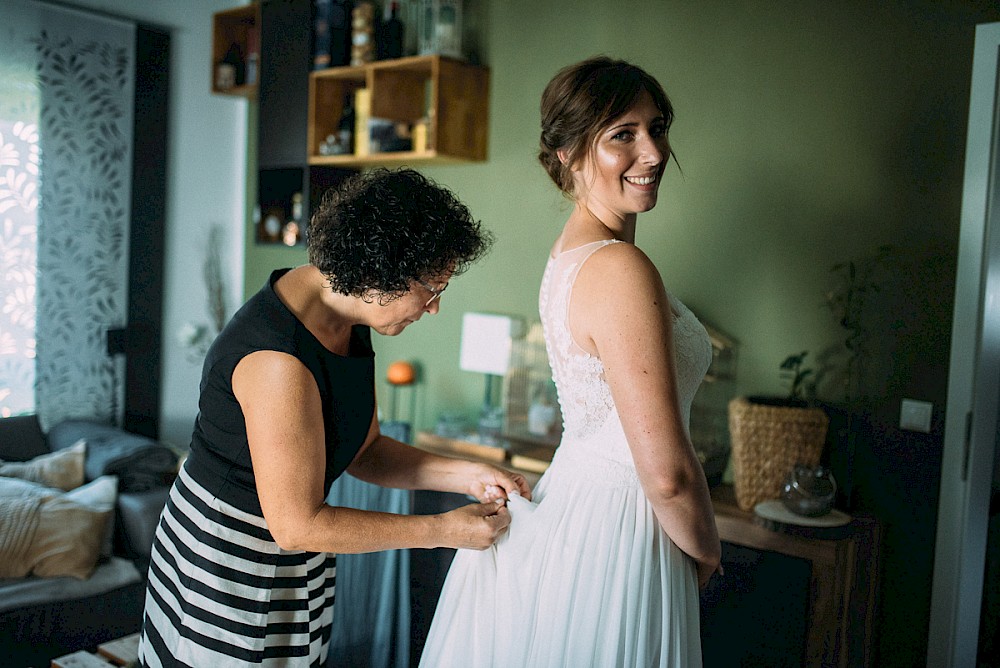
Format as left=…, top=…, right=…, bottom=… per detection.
left=370, top=60, right=432, bottom=121
left=307, top=68, right=366, bottom=161
left=434, top=56, right=489, bottom=162
left=308, top=55, right=489, bottom=167
left=211, top=4, right=259, bottom=97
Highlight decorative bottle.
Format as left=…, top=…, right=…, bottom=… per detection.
left=377, top=1, right=404, bottom=60
left=315, top=0, right=353, bottom=69
left=350, top=2, right=375, bottom=65
left=283, top=193, right=303, bottom=246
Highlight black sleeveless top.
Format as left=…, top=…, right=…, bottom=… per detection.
left=184, top=268, right=376, bottom=516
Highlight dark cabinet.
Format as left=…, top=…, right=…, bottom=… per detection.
left=707, top=486, right=881, bottom=667
left=255, top=0, right=354, bottom=245
left=214, top=1, right=491, bottom=243
left=258, top=0, right=309, bottom=169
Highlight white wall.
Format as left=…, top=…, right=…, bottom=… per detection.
left=58, top=0, right=248, bottom=447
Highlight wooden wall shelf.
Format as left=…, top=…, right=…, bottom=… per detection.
left=308, top=54, right=489, bottom=167
left=212, top=2, right=490, bottom=245
left=211, top=4, right=259, bottom=98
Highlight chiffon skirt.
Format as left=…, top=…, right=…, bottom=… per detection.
left=419, top=437, right=702, bottom=668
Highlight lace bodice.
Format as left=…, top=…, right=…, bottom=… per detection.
left=539, top=240, right=712, bottom=444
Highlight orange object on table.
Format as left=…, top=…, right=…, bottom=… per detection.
left=386, top=360, right=415, bottom=385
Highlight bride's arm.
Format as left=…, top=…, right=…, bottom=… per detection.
left=570, top=242, right=721, bottom=587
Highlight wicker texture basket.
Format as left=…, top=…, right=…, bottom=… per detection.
left=727, top=396, right=830, bottom=511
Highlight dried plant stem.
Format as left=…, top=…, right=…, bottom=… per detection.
left=204, top=225, right=227, bottom=334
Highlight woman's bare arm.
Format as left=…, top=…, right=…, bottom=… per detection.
left=348, top=416, right=531, bottom=501
left=571, top=242, right=721, bottom=585
left=233, top=351, right=511, bottom=554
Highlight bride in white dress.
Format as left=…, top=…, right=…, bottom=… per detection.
left=420, top=56, right=722, bottom=667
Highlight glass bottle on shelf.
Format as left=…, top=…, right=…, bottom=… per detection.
left=337, top=94, right=355, bottom=153
left=245, top=27, right=259, bottom=86
left=351, top=2, right=375, bottom=66
left=283, top=192, right=303, bottom=246
left=402, top=0, right=419, bottom=56
left=313, top=0, right=332, bottom=69
left=216, top=42, right=244, bottom=90
left=378, top=1, right=404, bottom=60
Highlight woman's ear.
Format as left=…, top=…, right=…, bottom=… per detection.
left=557, top=149, right=570, bottom=166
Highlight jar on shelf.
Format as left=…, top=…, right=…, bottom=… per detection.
left=351, top=2, right=375, bottom=66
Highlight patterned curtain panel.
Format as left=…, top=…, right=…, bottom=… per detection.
left=31, top=3, right=136, bottom=430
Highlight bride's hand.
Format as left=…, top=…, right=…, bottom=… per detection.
left=467, top=463, right=532, bottom=502
left=696, top=558, right=724, bottom=589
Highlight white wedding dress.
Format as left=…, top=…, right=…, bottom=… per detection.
left=420, top=239, right=712, bottom=667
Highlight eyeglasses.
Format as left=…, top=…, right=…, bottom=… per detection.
left=415, top=278, right=448, bottom=307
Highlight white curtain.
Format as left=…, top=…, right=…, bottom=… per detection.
left=0, top=0, right=136, bottom=429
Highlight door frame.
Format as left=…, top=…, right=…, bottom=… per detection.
left=928, top=21, right=1000, bottom=668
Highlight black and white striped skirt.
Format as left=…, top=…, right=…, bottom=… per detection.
left=139, top=464, right=336, bottom=667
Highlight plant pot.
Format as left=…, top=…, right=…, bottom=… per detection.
left=727, top=395, right=830, bottom=511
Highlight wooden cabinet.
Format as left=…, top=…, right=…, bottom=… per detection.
left=707, top=486, right=880, bottom=667
left=307, top=55, right=490, bottom=167
left=211, top=4, right=259, bottom=98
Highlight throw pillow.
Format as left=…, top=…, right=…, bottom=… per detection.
left=0, top=478, right=47, bottom=578
left=0, top=439, right=85, bottom=491
left=0, top=474, right=117, bottom=580
left=63, top=474, right=118, bottom=560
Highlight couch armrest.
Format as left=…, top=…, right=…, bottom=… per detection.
left=48, top=419, right=178, bottom=492
left=0, top=415, right=47, bottom=461
left=115, top=487, right=169, bottom=576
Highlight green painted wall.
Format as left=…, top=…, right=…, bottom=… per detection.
left=244, top=0, right=995, bottom=434
left=238, top=6, right=1000, bottom=662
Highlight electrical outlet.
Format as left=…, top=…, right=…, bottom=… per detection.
left=900, top=399, right=933, bottom=433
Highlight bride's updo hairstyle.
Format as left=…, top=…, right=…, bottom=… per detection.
left=538, top=56, right=675, bottom=198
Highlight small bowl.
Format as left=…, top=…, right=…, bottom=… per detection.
left=781, top=464, right=837, bottom=517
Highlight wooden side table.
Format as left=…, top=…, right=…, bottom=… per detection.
left=413, top=431, right=552, bottom=487
left=710, top=486, right=880, bottom=668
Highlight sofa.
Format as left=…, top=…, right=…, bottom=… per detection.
left=0, top=415, right=178, bottom=667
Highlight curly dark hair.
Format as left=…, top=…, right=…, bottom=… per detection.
left=539, top=56, right=675, bottom=197
left=308, top=168, right=493, bottom=301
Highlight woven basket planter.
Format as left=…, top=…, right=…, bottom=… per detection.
left=727, top=396, right=830, bottom=511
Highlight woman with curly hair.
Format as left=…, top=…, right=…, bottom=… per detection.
left=139, top=168, right=530, bottom=668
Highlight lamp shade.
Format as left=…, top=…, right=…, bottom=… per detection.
left=459, top=312, right=523, bottom=376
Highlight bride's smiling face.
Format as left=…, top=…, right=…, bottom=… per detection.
left=571, top=89, right=670, bottom=220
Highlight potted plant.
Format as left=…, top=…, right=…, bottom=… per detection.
left=817, top=244, right=894, bottom=509
left=728, top=351, right=830, bottom=511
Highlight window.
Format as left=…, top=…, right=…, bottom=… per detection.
left=0, top=47, right=40, bottom=417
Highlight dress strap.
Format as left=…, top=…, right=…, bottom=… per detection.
left=549, top=239, right=623, bottom=358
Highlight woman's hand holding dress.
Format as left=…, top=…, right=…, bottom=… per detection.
left=435, top=500, right=512, bottom=550
left=466, top=463, right=532, bottom=503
